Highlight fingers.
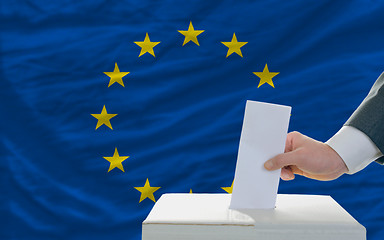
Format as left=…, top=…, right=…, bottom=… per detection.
left=281, top=167, right=295, bottom=181
left=284, top=132, right=294, bottom=153
left=289, top=165, right=304, bottom=176
left=264, top=150, right=302, bottom=171
left=284, top=131, right=301, bottom=153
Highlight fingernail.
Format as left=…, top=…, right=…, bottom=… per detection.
left=264, top=161, right=273, bottom=170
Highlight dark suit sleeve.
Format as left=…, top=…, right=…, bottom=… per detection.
left=345, top=72, right=384, bottom=165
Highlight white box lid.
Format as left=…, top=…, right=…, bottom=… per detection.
left=143, top=194, right=364, bottom=229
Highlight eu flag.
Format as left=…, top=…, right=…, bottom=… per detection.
left=2, top=1, right=384, bottom=239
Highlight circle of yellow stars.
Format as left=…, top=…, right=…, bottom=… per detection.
left=90, top=21, right=280, bottom=203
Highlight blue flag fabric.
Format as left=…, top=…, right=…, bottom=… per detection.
left=2, top=1, right=384, bottom=239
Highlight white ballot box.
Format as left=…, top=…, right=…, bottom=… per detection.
left=142, top=194, right=366, bottom=240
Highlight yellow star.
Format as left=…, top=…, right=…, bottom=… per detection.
left=221, top=33, right=247, bottom=58
left=103, top=148, right=129, bottom=172
left=90, top=105, right=117, bottom=130
left=178, top=21, right=204, bottom=46
left=103, top=63, right=129, bottom=87
left=221, top=180, right=234, bottom=194
left=134, top=178, right=161, bottom=203
left=134, top=33, right=160, bottom=57
left=253, top=64, right=279, bottom=88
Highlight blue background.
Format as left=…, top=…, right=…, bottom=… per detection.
left=1, top=0, right=384, bottom=239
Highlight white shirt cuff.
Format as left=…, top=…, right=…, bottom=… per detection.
left=326, top=126, right=383, bottom=174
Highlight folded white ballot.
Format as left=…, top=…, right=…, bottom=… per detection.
left=230, top=100, right=291, bottom=209
left=142, top=194, right=366, bottom=240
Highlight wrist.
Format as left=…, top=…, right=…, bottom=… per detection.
left=326, top=126, right=382, bottom=174
left=325, top=144, right=348, bottom=176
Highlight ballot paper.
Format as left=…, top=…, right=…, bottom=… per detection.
left=230, top=100, right=291, bottom=209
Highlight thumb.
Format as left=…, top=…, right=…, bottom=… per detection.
left=264, top=150, right=302, bottom=171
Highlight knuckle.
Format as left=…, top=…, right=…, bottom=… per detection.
left=289, top=131, right=301, bottom=139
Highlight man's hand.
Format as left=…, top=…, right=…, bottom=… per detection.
left=264, top=131, right=349, bottom=181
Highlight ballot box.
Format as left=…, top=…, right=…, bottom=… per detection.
left=142, top=193, right=366, bottom=240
